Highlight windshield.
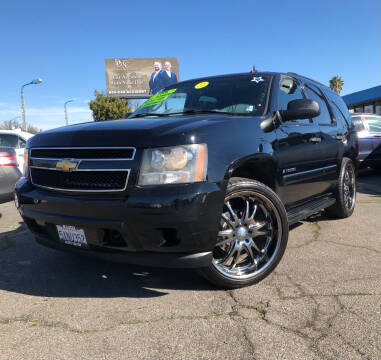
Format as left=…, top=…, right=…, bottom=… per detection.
left=130, top=74, right=271, bottom=118
left=365, top=116, right=381, bottom=133
left=352, top=116, right=365, bottom=132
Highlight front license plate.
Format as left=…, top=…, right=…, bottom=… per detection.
left=56, top=225, right=87, bottom=247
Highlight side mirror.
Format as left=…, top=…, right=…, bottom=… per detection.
left=281, top=99, right=320, bottom=122
left=260, top=99, right=321, bottom=133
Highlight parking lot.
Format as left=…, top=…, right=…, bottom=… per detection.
left=0, top=170, right=380, bottom=360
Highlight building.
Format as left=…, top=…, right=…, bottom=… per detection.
left=342, top=85, right=381, bottom=114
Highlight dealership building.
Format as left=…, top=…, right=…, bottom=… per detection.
left=342, top=85, right=381, bottom=114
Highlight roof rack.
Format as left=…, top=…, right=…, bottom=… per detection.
left=287, top=72, right=328, bottom=88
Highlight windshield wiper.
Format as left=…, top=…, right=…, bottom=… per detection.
left=167, top=109, right=236, bottom=116
left=129, top=109, right=254, bottom=118
left=128, top=113, right=167, bottom=119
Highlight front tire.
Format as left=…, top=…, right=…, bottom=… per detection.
left=199, top=177, right=289, bottom=289
left=326, top=157, right=356, bottom=218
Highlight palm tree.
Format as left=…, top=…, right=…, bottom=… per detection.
left=329, top=76, right=344, bottom=94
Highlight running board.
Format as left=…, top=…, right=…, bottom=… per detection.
left=287, top=197, right=336, bottom=225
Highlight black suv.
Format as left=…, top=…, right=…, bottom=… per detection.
left=15, top=71, right=357, bottom=288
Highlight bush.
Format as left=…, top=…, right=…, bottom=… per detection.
left=89, top=90, right=131, bottom=121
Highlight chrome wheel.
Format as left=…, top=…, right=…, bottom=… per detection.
left=212, top=190, right=282, bottom=280
left=343, top=163, right=356, bottom=211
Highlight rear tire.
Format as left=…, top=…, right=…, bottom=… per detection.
left=326, top=157, right=356, bottom=218
left=198, top=177, right=289, bottom=289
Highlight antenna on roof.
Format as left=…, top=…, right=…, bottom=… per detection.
left=251, top=65, right=258, bottom=74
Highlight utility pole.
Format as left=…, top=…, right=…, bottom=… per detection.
left=20, top=78, right=43, bottom=131
left=21, top=90, right=26, bottom=130
left=64, top=99, right=74, bottom=126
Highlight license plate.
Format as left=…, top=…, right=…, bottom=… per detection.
left=56, top=225, right=87, bottom=247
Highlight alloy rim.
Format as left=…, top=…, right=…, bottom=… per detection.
left=343, top=163, right=356, bottom=211
left=212, top=191, right=282, bottom=280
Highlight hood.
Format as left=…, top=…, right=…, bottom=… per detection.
left=28, top=114, right=257, bottom=148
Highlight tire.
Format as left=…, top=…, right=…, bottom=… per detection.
left=326, top=157, right=356, bottom=218
left=198, top=177, right=289, bottom=289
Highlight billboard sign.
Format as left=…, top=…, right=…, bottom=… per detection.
left=105, top=57, right=180, bottom=98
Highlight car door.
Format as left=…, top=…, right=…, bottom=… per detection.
left=352, top=115, right=372, bottom=162
left=365, top=115, right=381, bottom=164
left=274, top=75, right=327, bottom=205
left=303, top=83, right=340, bottom=191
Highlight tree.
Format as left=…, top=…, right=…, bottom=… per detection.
left=26, top=124, right=41, bottom=134
left=0, top=118, right=20, bottom=131
left=0, top=119, right=41, bottom=134
left=89, top=90, right=131, bottom=121
left=329, top=76, right=344, bottom=94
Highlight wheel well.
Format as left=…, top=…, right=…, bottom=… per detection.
left=230, top=159, right=277, bottom=190
left=343, top=150, right=358, bottom=169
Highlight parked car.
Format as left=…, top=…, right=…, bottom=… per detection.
left=352, top=113, right=381, bottom=169
left=0, top=147, right=21, bottom=203
left=15, top=70, right=357, bottom=288
left=0, top=129, right=34, bottom=173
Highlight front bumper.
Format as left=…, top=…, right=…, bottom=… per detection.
left=15, top=178, right=225, bottom=268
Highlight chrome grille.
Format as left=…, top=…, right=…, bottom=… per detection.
left=29, top=147, right=135, bottom=192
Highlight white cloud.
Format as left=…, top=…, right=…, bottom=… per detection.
left=0, top=103, right=93, bottom=130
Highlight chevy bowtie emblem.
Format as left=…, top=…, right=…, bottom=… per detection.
left=56, top=159, right=79, bottom=172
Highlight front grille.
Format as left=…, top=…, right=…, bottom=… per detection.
left=29, top=146, right=135, bottom=192
left=30, top=147, right=135, bottom=159
left=30, top=168, right=129, bottom=191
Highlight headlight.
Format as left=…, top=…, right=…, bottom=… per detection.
left=139, top=144, right=207, bottom=185
left=23, top=149, right=29, bottom=178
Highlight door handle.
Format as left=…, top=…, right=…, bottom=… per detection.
left=309, top=137, right=321, bottom=143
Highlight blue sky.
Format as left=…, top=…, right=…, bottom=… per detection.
left=0, top=0, right=380, bottom=130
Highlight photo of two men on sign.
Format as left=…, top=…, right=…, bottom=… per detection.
left=149, top=60, right=178, bottom=95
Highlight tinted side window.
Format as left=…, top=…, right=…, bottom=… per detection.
left=332, top=93, right=349, bottom=115
left=278, top=76, right=309, bottom=124
left=322, top=88, right=352, bottom=127
left=304, top=85, right=333, bottom=125
left=279, top=76, right=303, bottom=109
left=330, top=102, right=346, bottom=127
left=0, top=134, right=18, bottom=147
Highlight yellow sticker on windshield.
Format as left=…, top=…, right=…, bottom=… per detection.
left=194, top=81, right=209, bottom=89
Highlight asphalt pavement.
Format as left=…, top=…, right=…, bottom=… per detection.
left=0, top=170, right=380, bottom=360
